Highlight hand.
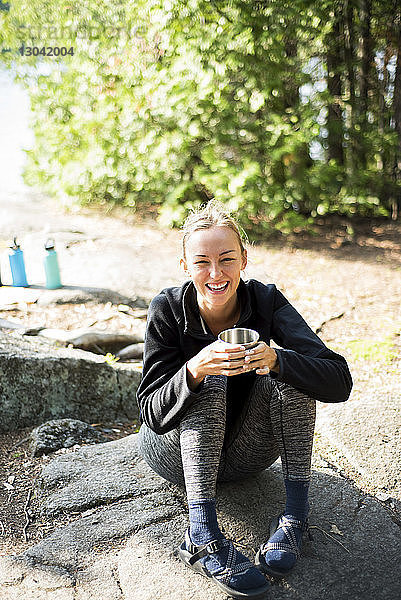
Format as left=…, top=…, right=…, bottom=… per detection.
left=242, top=342, right=279, bottom=375
left=187, top=340, right=247, bottom=390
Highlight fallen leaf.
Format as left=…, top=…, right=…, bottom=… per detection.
left=330, top=524, right=344, bottom=536
left=376, top=492, right=391, bottom=502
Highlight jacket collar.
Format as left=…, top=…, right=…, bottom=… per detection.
left=182, top=279, right=252, bottom=338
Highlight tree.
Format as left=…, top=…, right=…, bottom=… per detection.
left=326, top=6, right=345, bottom=167
left=391, top=11, right=401, bottom=218
left=0, top=0, right=398, bottom=235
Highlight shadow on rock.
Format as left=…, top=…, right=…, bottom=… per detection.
left=33, top=285, right=149, bottom=308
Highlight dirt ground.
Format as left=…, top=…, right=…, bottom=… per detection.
left=0, top=212, right=400, bottom=558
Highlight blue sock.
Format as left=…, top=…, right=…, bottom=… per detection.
left=188, top=499, right=223, bottom=545
left=284, top=479, right=309, bottom=521
left=263, top=480, right=309, bottom=572
left=187, top=499, right=267, bottom=592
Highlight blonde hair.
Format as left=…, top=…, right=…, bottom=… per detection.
left=182, top=200, right=247, bottom=259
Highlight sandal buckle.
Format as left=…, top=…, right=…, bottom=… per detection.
left=206, top=540, right=221, bottom=554
left=188, top=542, right=198, bottom=554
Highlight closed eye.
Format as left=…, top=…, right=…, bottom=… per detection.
left=194, top=258, right=235, bottom=265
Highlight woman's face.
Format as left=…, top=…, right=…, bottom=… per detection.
left=181, top=226, right=247, bottom=312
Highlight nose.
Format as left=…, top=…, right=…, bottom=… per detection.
left=209, top=262, right=223, bottom=279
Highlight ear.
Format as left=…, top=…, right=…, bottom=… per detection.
left=180, top=257, right=190, bottom=277
left=241, top=249, right=247, bottom=271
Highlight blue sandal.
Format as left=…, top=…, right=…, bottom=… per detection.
left=174, top=528, right=270, bottom=599
left=255, top=513, right=309, bottom=578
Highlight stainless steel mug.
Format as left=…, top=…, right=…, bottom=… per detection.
left=218, top=327, right=259, bottom=349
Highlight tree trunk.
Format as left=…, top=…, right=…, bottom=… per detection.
left=343, top=0, right=356, bottom=173
left=357, top=0, right=373, bottom=169
left=391, top=13, right=401, bottom=219
left=271, top=37, right=298, bottom=188
left=284, top=38, right=298, bottom=110
left=283, top=35, right=313, bottom=214
left=326, top=14, right=344, bottom=165
left=376, top=45, right=391, bottom=171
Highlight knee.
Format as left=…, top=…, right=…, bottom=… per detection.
left=195, top=374, right=227, bottom=410
left=275, top=382, right=317, bottom=418
left=203, top=374, right=227, bottom=395
left=179, top=375, right=227, bottom=429
left=250, top=373, right=275, bottom=404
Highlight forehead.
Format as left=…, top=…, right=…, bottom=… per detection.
left=185, top=226, right=240, bottom=256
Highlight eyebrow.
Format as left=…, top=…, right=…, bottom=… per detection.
left=194, top=250, right=236, bottom=257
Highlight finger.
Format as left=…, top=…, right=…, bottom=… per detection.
left=226, top=359, right=246, bottom=370
left=219, top=357, right=246, bottom=370
left=244, top=342, right=265, bottom=356
left=222, top=364, right=249, bottom=376
left=226, top=350, right=247, bottom=361
left=215, top=350, right=247, bottom=362
left=242, top=363, right=257, bottom=372
left=243, top=357, right=270, bottom=371
left=244, top=343, right=271, bottom=362
left=244, top=351, right=265, bottom=363
left=255, top=367, right=270, bottom=375
left=215, top=352, right=245, bottom=362
left=216, top=344, right=246, bottom=355
left=251, top=342, right=267, bottom=352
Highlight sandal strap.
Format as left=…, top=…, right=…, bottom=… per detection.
left=261, top=514, right=309, bottom=559
left=278, top=514, right=309, bottom=533
left=215, top=539, right=254, bottom=586
left=183, top=528, right=253, bottom=585
left=265, top=541, right=299, bottom=557
left=184, top=528, right=230, bottom=566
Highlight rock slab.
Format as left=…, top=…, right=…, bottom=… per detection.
left=0, top=434, right=400, bottom=600
left=29, top=419, right=108, bottom=457
left=0, top=332, right=140, bottom=432
left=316, top=372, right=401, bottom=503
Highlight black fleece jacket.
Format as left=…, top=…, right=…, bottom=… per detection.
left=136, top=279, right=353, bottom=434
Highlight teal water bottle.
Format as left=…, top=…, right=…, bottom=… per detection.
left=9, top=237, right=28, bottom=287
left=44, top=239, right=62, bottom=289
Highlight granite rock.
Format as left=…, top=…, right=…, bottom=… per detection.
left=1, top=434, right=400, bottom=600
left=0, top=332, right=140, bottom=432
left=29, top=419, right=108, bottom=457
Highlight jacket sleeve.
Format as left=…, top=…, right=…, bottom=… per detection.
left=270, top=289, right=353, bottom=403
left=136, top=294, right=203, bottom=434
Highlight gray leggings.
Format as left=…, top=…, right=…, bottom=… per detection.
left=138, top=375, right=316, bottom=501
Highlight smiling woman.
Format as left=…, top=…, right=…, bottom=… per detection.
left=180, top=201, right=248, bottom=340
left=181, top=226, right=247, bottom=336
left=136, top=200, right=352, bottom=599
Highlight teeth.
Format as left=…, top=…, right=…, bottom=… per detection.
left=207, top=282, right=227, bottom=290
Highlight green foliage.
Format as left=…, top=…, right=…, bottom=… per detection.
left=104, top=352, right=120, bottom=366
left=345, top=337, right=398, bottom=364
left=1, top=0, right=399, bottom=235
